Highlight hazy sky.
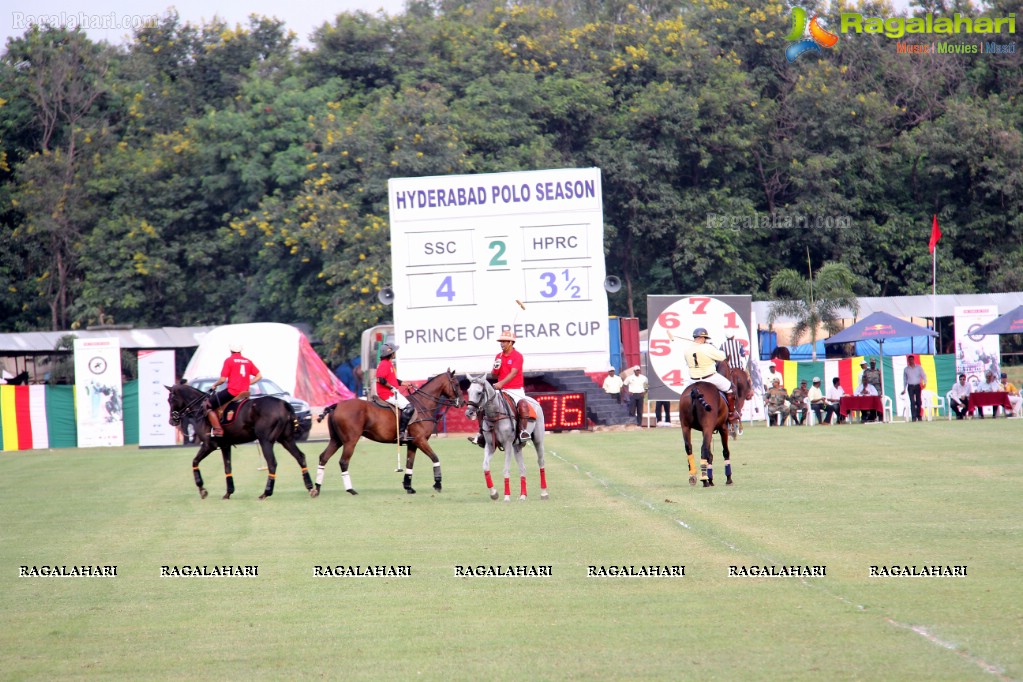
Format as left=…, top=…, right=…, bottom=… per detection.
left=3, top=0, right=409, bottom=48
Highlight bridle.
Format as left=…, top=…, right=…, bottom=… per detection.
left=169, top=387, right=208, bottom=426
left=406, top=372, right=463, bottom=421
left=466, top=379, right=515, bottom=423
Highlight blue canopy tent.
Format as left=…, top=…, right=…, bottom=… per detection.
left=785, top=337, right=937, bottom=361
left=824, top=312, right=938, bottom=401
left=972, top=305, right=1023, bottom=336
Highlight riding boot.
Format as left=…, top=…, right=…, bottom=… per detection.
left=206, top=402, right=224, bottom=437
left=516, top=401, right=532, bottom=442
left=467, top=415, right=486, bottom=448
left=726, top=391, right=740, bottom=424
left=398, top=405, right=415, bottom=443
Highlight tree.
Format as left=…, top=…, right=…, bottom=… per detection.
left=768, top=261, right=860, bottom=361
left=6, top=27, right=109, bottom=330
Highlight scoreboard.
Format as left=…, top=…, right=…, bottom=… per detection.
left=530, top=391, right=587, bottom=432
left=388, top=168, right=610, bottom=380
left=646, top=295, right=754, bottom=401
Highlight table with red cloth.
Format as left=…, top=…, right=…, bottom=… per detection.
left=839, top=395, right=884, bottom=421
left=968, top=392, right=1012, bottom=416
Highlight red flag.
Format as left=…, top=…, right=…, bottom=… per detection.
left=928, top=215, right=942, bottom=253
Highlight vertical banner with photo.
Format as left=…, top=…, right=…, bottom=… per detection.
left=138, top=350, right=177, bottom=447
left=954, top=306, right=1000, bottom=385
left=74, top=338, right=124, bottom=448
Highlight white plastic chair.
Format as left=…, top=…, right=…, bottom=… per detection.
left=946, top=391, right=956, bottom=421
left=882, top=396, right=893, bottom=423
left=805, top=397, right=827, bottom=425
left=922, top=390, right=943, bottom=420
left=765, top=400, right=791, bottom=427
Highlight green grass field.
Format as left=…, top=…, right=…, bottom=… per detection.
left=2, top=420, right=1021, bottom=681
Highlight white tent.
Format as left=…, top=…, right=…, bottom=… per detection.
left=184, top=323, right=353, bottom=405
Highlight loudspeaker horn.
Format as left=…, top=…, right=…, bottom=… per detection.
left=377, top=286, right=395, bottom=305
left=603, top=275, right=622, bottom=293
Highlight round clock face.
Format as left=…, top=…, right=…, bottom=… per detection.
left=648, top=296, right=751, bottom=394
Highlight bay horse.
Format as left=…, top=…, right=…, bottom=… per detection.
left=678, top=381, right=732, bottom=488
left=464, top=374, right=548, bottom=501
left=721, top=360, right=754, bottom=438
left=166, top=384, right=314, bottom=500
left=312, top=369, right=462, bottom=496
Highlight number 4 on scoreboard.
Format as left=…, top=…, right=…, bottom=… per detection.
left=436, top=275, right=455, bottom=302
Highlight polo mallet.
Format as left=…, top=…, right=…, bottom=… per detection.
left=511, top=299, right=526, bottom=327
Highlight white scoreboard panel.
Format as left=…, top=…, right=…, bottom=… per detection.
left=388, top=168, right=609, bottom=379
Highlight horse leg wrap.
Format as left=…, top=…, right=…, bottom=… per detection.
left=484, top=471, right=494, bottom=489
left=301, top=467, right=313, bottom=490
left=342, top=471, right=352, bottom=491
left=263, top=474, right=275, bottom=497
left=519, top=476, right=527, bottom=500
left=503, top=477, right=511, bottom=501
left=699, top=458, right=709, bottom=481
left=539, top=467, right=547, bottom=489
left=433, top=461, right=442, bottom=489
left=725, top=461, right=732, bottom=481
left=193, top=467, right=204, bottom=488
left=226, top=473, right=235, bottom=496
left=316, top=465, right=326, bottom=487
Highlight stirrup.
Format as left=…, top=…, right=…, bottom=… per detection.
left=519, top=430, right=530, bottom=442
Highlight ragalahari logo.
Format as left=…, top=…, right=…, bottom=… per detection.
left=786, top=7, right=840, bottom=62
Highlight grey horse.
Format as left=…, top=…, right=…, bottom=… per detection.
left=464, top=374, right=548, bottom=501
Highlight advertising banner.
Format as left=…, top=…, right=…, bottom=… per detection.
left=138, top=349, right=177, bottom=447
left=953, top=306, right=1000, bottom=384
left=74, top=337, right=124, bottom=448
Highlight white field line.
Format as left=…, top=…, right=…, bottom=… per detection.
left=547, top=448, right=1017, bottom=681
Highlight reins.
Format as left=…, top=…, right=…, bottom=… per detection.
left=170, top=387, right=209, bottom=424
left=467, top=381, right=516, bottom=424
left=406, top=374, right=462, bottom=423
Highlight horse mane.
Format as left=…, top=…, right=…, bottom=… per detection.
left=171, top=383, right=206, bottom=402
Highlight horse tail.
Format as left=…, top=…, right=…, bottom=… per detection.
left=317, top=404, right=337, bottom=423
left=691, top=386, right=712, bottom=412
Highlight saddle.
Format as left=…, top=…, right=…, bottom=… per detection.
left=219, top=391, right=250, bottom=425
left=498, top=392, right=536, bottom=442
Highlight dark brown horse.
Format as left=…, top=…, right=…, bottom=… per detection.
left=721, top=361, right=754, bottom=438
left=312, top=369, right=462, bottom=496
left=166, top=384, right=314, bottom=500
left=678, top=381, right=732, bottom=488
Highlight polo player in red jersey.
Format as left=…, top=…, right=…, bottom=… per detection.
left=206, top=342, right=262, bottom=436
left=375, top=342, right=415, bottom=443
left=468, top=328, right=532, bottom=446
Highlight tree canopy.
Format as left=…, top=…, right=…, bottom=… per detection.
left=2, top=2, right=1020, bottom=364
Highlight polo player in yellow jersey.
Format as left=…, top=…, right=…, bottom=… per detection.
left=683, top=327, right=739, bottom=425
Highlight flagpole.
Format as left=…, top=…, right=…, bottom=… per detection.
left=932, top=242, right=937, bottom=354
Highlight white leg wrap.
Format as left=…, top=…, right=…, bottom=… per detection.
left=342, top=472, right=352, bottom=490
left=315, top=465, right=325, bottom=486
